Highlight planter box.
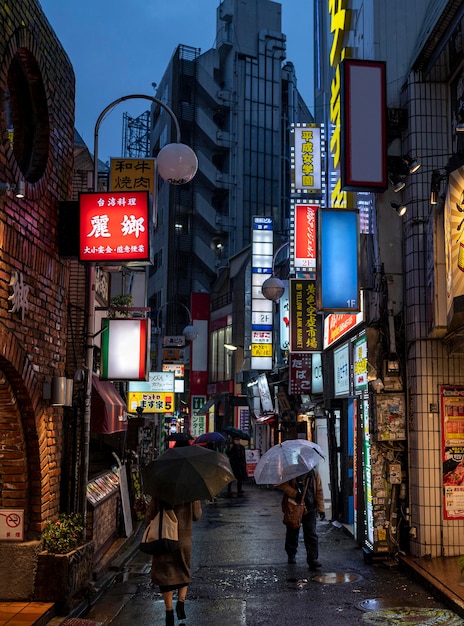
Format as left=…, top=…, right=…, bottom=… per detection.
left=34, top=542, right=94, bottom=613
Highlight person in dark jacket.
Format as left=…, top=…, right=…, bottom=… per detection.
left=279, top=468, right=325, bottom=569
left=226, top=437, right=248, bottom=494
left=145, top=498, right=202, bottom=626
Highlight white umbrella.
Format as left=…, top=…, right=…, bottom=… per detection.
left=254, top=439, right=325, bottom=485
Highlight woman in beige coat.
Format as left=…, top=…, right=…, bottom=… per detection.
left=145, top=497, right=202, bottom=626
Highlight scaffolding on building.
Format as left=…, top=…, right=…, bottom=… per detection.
left=122, top=110, right=150, bottom=158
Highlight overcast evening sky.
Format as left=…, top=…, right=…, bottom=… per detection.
left=39, top=0, right=314, bottom=164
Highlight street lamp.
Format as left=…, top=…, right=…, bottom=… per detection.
left=81, top=94, right=197, bottom=516
left=261, top=241, right=289, bottom=301
left=155, top=301, right=198, bottom=347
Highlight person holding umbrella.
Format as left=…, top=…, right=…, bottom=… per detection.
left=253, top=439, right=326, bottom=570
left=142, top=446, right=235, bottom=624
left=144, top=496, right=201, bottom=625
left=280, top=468, right=325, bottom=569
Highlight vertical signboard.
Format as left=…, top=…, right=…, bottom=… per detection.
left=251, top=216, right=274, bottom=370
left=289, top=279, right=322, bottom=352
left=333, top=343, right=349, bottom=396
left=444, top=165, right=464, bottom=323
left=290, top=201, right=319, bottom=276
left=320, top=209, right=359, bottom=311
left=291, top=123, right=322, bottom=194
left=353, top=334, right=368, bottom=391
left=289, top=353, right=312, bottom=395
left=441, top=385, right=464, bottom=520
left=340, top=60, right=387, bottom=191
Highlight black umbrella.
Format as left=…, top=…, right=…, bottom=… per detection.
left=223, top=426, right=250, bottom=440
left=142, top=445, right=235, bottom=505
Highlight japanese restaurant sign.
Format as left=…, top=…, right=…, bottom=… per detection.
left=289, top=279, right=322, bottom=352
left=79, top=191, right=152, bottom=264
left=441, top=385, right=464, bottom=520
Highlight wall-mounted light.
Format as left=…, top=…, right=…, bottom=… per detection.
left=370, top=378, right=385, bottom=393
left=224, top=343, right=239, bottom=351
left=0, top=181, right=25, bottom=198
left=401, top=154, right=421, bottom=174
left=391, top=201, right=407, bottom=217
left=43, top=376, right=74, bottom=406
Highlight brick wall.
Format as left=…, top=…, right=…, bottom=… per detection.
left=0, top=0, right=74, bottom=544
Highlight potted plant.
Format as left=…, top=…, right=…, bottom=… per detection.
left=41, top=512, right=85, bottom=554
left=459, top=554, right=464, bottom=574
left=34, top=513, right=94, bottom=613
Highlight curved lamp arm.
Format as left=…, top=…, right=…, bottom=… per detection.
left=156, top=301, right=198, bottom=341
left=93, top=93, right=197, bottom=191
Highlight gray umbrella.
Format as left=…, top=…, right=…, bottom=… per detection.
left=254, top=440, right=325, bottom=485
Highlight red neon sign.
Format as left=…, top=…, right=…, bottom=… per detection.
left=79, top=191, right=152, bottom=263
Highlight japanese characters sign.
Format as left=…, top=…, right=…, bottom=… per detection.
left=110, top=158, right=155, bottom=193
left=333, top=343, right=349, bottom=396
left=353, top=335, right=368, bottom=390
left=191, top=395, right=207, bottom=437
left=289, top=353, right=312, bottom=395
left=291, top=123, right=322, bottom=194
left=128, top=391, right=174, bottom=413
left=79, top=191, right=152, bottom=263
left=291, top=202, right=318, bottom=275
left=8, top=271, right=29, bottom=321
left=251, top=216, right=274, bottom=370
left=289, top=279, right=322, bottom=352
left=441, top=385, right=464, bottom=520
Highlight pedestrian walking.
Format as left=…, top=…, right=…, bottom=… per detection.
left=279, top=468, right=325, bottom=569
left=226, top=436, right=247, bottom=495
left=145, top=498, right=202, bottom=626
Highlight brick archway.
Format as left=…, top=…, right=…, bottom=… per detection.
left=0, top=328, right=44, bottom=537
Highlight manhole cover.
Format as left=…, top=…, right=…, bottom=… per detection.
left=361, top=607, right=464, bottom=624
left=357, top=599, right=421, bottom=612
left=312, top=571, right=362, bottom=584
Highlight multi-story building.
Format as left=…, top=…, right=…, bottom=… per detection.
left=314, top=0, right=464, bottom=561
left=147, top=0, right=312, bottom=429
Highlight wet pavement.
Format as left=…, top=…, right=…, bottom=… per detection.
left=78, top=484, right=464, bottom=625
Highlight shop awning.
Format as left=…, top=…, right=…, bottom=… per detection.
left=91, top=376, right=128, bottom=434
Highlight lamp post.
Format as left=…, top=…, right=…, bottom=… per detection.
left=80, top=95, right=197, bottom=517
left=155, top=301, right=198, bottom=436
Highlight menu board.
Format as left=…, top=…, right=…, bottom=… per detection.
left=441, top=385, right=464, bottom=519
left=87, top=470, right=120, bottom=506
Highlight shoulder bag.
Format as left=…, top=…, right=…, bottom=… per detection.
left=282, top=476, right=310, bottom=529
left=139, top=503, right=179, bottom=556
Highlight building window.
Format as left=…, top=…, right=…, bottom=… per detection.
left=210, top=325, right=233, bottom=382
left=5, top=48, right=49, bottom=182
